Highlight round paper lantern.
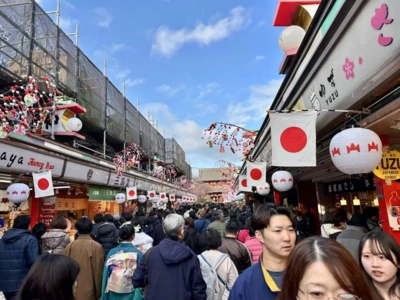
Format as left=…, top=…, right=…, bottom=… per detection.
left=66, top=117, right=82, bottom=132
left=115, top=193, right=126, bottom=204
left=272, top=171, right=293, bottom=192
left=278, top=25, right=306, bottom=52
left=6, top=183, right=30, bottom=204
left=177, top=198, right=182, bottom=203
left=329, top=128, right=382, bottom=175
left=257, top=183, right=271, bottom=196
left=138, top=195, right=147, bottom=203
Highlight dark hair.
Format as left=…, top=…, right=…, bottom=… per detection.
left=225, top=222, right=239, bottom=235
left=322, top=206, right=335, bottom=224
left=278, top=237, right=373, bottom=300
left=251, top=204, right=294, bottom=232
left=149, top=211, right=157, bottom=217
left=103, top=214, right=114, bottom=223
left=189, top=210, right=197, bottom=219
left=185, top=217, right=195, bottom=228
left=32, top=223, right=47, bottom=240
left=75, top=217, right=93, bottom=234
left=67, top=212, right=75, bottom=218
left=348, top=213, right=366, bottom=228
left=50, top=215, right=67, bottom=230
left=119, top=225, right=135, bottom=241
left=135, top=210, right=145, bottom=217
left=122, top=213, right=133, bottom=222
left=332, top=214, right=342, bottom=227
left=18, top=254, right=80, bottom=300
left=363, top=207, right=380, bottom=219
left=131, top=217, right=143, bottom=233
left=14, top=215, right=31, bottom=230
left=93, top=214, right=104, bottom=224
left=359, top=231, right=400, bottom=300
left=199, top=228, right=222, bottom=250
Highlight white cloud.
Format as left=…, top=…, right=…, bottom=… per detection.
left=195, top=82, right=218, bottom=101
left=94, top=8, right=113, bottom=28
left=254, top=55, right=265, bottom=61
left=226, top=79, right=283, bottom=125
left=110, top=43, right=126, bottom=52
left=125, top=78, right=145, bottom=87
left=62, top=0, right=75, bottom=9
left=59, top=16, right=77, bottom=32
left=116, top=69, right=131, bottom=80
left=156, top=84, right=184, bottom=97
left=151, top=6, right=251, bottom=58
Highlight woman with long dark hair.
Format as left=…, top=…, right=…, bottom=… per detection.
left=183, top=217, right=201, bottom=254
left=18, top=254, right=80, bottom=300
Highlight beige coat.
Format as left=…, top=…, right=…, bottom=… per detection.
left=64, top=235, right=105, bottom=300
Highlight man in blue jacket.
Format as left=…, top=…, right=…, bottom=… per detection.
left=228, top=204, right=296, bottom=300
left=132, top=213, right=206, bottom=300
left=0, top=215, right=39, bottom=300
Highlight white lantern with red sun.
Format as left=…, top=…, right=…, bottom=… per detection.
left=7, top=183, right=30, bottom=204
left=115, top=193, right=126, bottom=204
left=272, top=171, right=293, bottom=192
left=138, top=195, right=147, bottom=204
left=329, top=128, right=382, bottom=175
left=257, top=183, right=271, bottom=196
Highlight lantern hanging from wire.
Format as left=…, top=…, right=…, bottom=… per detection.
left=257, top=183, right=271, bottom=196
left=115, top=193, right=126, bottom=204
left=6, top=183, right=30, bottom=204
left=272, top=171, right=293, bottom=192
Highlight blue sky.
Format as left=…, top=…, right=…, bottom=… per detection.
left=37, top=0, right=284, bottom=171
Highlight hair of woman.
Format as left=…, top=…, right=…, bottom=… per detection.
left=199, top=228, right=222, bottom=251
left=18, top=254, right=80, bottom=300
left=119, top=224, right=135, bottom=241
left=359, top=231, right=400, bottom=300
left=278, top=236, right=373, bottom=300
left=50, top=215, right=67, bottom=230
left=32, top=223, right=47, bottom=240
left=184, top=217, right=195, bottom=228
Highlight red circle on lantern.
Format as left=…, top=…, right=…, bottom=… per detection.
left=129, top=190, right=135, bottom=197
left=280, top=127, right=307, bottom=153
left=38, top=178, right=49, bottom=190
left=241, top=179, right=247, bottom=187
left=250, top=168, right=262, bottom=181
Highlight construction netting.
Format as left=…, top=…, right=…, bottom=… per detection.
left=139, top=113, right=150, bottom=154
left=106, top=80, right=125, bottom=142
left=126, top=99, right=140, bottom=146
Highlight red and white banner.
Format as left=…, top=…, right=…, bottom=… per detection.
left=32, top=170, right=54, bottom=198
left=126, top=186, right=137, bottom=200
left=169, top=194, right=176, bottom=202
left=239, top=175, right=251, bottom=192
left=148, top=190, right=156, bottom=199
left=270, top=111, right=317, bottom=166
left=246, top=162, right=267, bottom=188
left=159, top=192, right=167, bottom=201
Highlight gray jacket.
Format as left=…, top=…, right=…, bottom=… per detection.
left=41, top=229, right=71, bottom=254
left=336, top=225, right=366, bottom=262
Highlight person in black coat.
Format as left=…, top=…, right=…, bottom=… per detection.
left=183, top=217, right=201, bottom=254
left=96, top=214, right=119, bottom=255
left=0, top=215, right=39, bottom=300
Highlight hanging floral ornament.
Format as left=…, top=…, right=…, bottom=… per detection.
left=138, top=195, right=147, bottom=204
left=257, top=183, right=271, bottom=196
left=6, top=183, right=30, bottom=204
left=329, top=128, right=382, bottom=175
left=115, top=193, right=126, bottom=204
left=220, top=145, right=225, bottom=153
left=113, top=143, right=147, bottom=176
left=272, top=171, right=293, bottom=192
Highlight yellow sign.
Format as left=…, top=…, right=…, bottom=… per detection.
left=56, top=198, right=88, bottom=211
left=373, top=150, right=400, bottom=180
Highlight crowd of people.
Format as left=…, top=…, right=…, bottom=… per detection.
left=0, top=200, right=398, bottom=300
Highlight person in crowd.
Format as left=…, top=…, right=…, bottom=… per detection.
left=199, top=228, right=239, bottom=300
left=31, top=222, right=47, bottom=254
left=328, top=214, right=346, bottom=239
left=363, top=206, right=382, bottom=232
left=0, top=215, right=39, bottom=300
left=18, top=254, right=80, bottom=300
left=237, top=218, right=251, bottom=243
left=119, top=212, right=133, bottom=228
left=148, top=210, right=160, bottom=228
left=132, top=214, right=206, bottom=299
left=208, top=209, right=226, bottom=238
left=218, top=222, right=252, bottom=274
left=67, top=212, right=77, bottom=230
left=227, top=211, right=243, bottom=230
left=41, top=215, right=71, bottom=254
left=336, top=213, right=367, bottom=262
left=131, top=216, right=153, bottom=253
left=320, top=205, right=335, bottom=238
left=140, top=215, right=154, bottom=237
left=101, top=225, right=144, bottom=300
left=194, top=209, right=210, bottom=234
left=229, top=204, right=296, bottom=300
left=335, top=202, right=349, bottom=222
left=244, top=225, right=262, bottom=265
left=189, top=210, right=198, bottom=221
left=292, top=211, right=307, bottom=244
left=64, top=217, right=105, bottom=300
left=152, top=210, right=172, bottom=246
left=92, top=214, right=104, bottom=238
left=183, top=217, right=201, bottom=254
left=205, top=212, right=214, bottom=224
left=359, top=231, right=400, bottom=300
left=96, top=214, right=119, bottom=255
left=301, top=205, right=317, bottom=236
left=278, top=236, right=373, bottom=300
left=112, top=213, right=123, bottom=229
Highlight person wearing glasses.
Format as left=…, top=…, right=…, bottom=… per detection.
left=278, top=236, right=373, bottom=300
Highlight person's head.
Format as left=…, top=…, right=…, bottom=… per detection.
left=162, top=213, right=185, bottom=239
left=14, top=215, right=31, bottom=230
left=332, top=214, right=346, bottom=229
left=67, top=212, right=75, bottom=220
left=103, top=214, right=114, bottom=223
left=18, top=254, right=80, bottom=300
left=32, top=223, right=47, bottom=240
left=199, top=228, right=222, bottom=251
left=278, top=237, right=373, bottom=300
left=50, top=215, right=68, bottom=230
left=225, top=222, right=239, bottom=237
left=215, top=209, right=224, bottom=222
left=131, top=216, right=144, bottom=233
left=347, top=213, right=366, bottom=228
left=363, top=207, right=380, bottom=222
left=119, top=224, right=135, bottom=242
left=197, top=209, right=206, bottom=219
left=93, top=214, right=104, bottom=224
left=359, top=231, right=400, bottom=300
left=75, top=217, right=93, bottom=235
left=189, top=210, right=197, bottom=220
left=122, top=212, right=133, bottom=222
left=149, top=211, right=157, bottom=218
left=252, top=204, right=296, bottom=260
left=135, top=210, right=145, bottom=217
left=184, top=217, right=195, bottom=229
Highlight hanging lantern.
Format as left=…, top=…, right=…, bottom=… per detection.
left=138, top=195, right=147, bottom=204
left=115, top=193, right=126, bottom=204
left=272, top=171, right=293, bottom=192
left=6, top=183, right=30, bottom=204
left=257, top=183, right=270, bottom=196
left=66, top=117, right=82, bottom=132
left=278, top=25, right=306, bottom=52
left=329, top=128, right=382, bottom=175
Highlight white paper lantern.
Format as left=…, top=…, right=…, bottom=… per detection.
left=7, top=183, right=30, bottom=204
left=177, top=198, right=182, bottom=203
left=115, top=193, right=126, bottom=204
left=138, top=195, right=147, bottom=203
left=329, top=128, right=382, bottom=175
left=66, top=117, right=82, bottom=132
left=272, top=171, right=293, bottom=192
left=257, top=183, right=271, bottom=196
left=278, top=25, right=306, bottom=52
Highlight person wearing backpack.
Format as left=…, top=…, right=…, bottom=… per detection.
left=198, top=228, right=239, bottom=300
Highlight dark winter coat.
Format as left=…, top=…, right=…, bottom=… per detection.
left=96, top=222, right=119, bottom=255
left=152, top=223, right=166, bottom=246
left=92, top=223, right=102, bottom=238
left=183, top=228, right=201, bottom=254
left=218, top=237, right=252, bottom=274
left=149, top=216, right=160, bottom=228
left=194, top=218, right=210, bottom=234
left=132, top=237, right=206, bottom=300
left=0, top=228, right=39, bottom=293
